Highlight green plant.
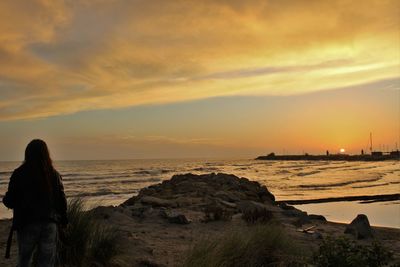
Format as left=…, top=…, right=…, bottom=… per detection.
left=183, top=223, right=306, bottom=267
left=313, top=236, right=393, bottom=267
left=57, top=198, right=119, bottom=266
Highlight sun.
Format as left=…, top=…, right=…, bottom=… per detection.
left=340, top=148, right=346, bottom=153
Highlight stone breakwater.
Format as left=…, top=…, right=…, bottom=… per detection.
left=122, top=172, right=275, bottom=214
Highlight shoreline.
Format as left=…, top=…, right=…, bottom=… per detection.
left=277, top=193, right=400, bottom=205
left=1, top=193, right=398, bottom=227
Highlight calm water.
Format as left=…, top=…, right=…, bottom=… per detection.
left=1, top=159, right=399, bottom=227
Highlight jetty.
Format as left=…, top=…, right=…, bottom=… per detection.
left=256, top=151, right=400, bottom=161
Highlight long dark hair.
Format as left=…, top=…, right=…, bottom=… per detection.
left=24, top=139, right=55, bottom=195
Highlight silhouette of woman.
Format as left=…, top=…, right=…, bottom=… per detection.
left=3, top=139, right=68, bottom=267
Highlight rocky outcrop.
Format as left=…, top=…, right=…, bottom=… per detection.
left=122, top=173, right=275, bottom=222
left=344, top=214, right=374, bottom=239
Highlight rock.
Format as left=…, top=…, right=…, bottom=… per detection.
left=122, top=195, right=142, bottom=206
left=293, top=214, right=311, bottom=227
left=131, top=205, right=153, bottom=218
left=344, top=214, right=374, bottom=239
left=159, top=209, right=190, bottom=224
left=175, top=196, right=201, bottom=207
left=167, top=213, right=190, bottom=224
left=282, top=208, right=307, bottom=218
left=309, top=214, right=327, bottom=221
left=214, top=191, right=240, bottom=202
left=218, top=199, right=237, bottom=208
left=140, top=196, right=177, bottom=208
left=203, top=200, right=233, bottom=222
left=139, top=187, right=157, bottom=196
left=90, top=205, right=116, bottom=219
left=238, top=200, right=273, bottom=223
left=278, top=202, right=296, bottom=210
left=121, top=173, right=276, bottom=213
left=258, top=185, right=275, bottom=203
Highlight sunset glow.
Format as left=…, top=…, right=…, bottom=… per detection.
left=0, top=0, right=399, bottom=160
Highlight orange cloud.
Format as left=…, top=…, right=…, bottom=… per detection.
left=0, top=0, right=398, bottom=120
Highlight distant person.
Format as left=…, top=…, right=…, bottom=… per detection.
left=3, top=139, right=68, bottom=267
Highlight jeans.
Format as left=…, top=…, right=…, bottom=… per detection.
left=17, top=222, right=57, bottom=267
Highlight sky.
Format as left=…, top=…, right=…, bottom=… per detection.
left=0, top=0, right=399, bottom=160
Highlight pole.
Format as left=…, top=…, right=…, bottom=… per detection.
left=370, top=132, right=373, bottom=153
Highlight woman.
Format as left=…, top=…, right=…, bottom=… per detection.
left=3, top=139, right=68, bottom=267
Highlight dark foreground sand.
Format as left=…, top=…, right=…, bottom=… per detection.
left=1, top=173, right=399, bottom=266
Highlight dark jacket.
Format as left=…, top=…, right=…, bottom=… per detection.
left=2, top=164, right=68, bottom=230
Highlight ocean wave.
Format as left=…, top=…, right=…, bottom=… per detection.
left=63, top=173, right=130, bottom=181
left=62, top=172, right=96, bottom=178
left=235, top=167, right=249, bottom=170
left=347, top=166, right=379, bottom=171
left=205, top=162, right=223, bottom=166
left=73, top=189, right=139, bottom=198
left=64, top=177, right=162, bottom=186
left=297, top=170, right=320, bottom=176
left=132, top=169, right=172, bottom=175
left=275, top=170, right=291, bottom=174
left=298, top=176, right=383, bottom=189
left=316, top=165, right=351, bottom=171
left=352, top=183, right=390, bottom=189
left=0, top=181, right=9, bottom=186
left=63, top=170, right=170, bottom=181
left=192, top=167, right=219, bottom=172
left=132, top=170, right=154, bottom=175
left=232, top=164, right=251, bottom=167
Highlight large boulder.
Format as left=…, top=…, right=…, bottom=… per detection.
left=344, top=214, right=374, bottom=239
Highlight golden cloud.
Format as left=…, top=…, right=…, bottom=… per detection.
left=0, top=0, right=399, bottom=120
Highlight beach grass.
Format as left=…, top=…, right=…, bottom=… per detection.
left=182, top=222, right=306, bottom=267
left=57, top=198, right=119, bottom=267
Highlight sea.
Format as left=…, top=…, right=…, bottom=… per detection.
left=1, top=159, right=399, bottom=228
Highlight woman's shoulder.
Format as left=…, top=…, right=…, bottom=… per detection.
left=8, top=164, right=29, bottom=184
left=12, top=164, right=27, bottom=176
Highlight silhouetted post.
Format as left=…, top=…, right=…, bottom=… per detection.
left=361, top=149, right=364, bottom=155
left=370, top=132, right=373, bottom=153
left=326, top=150, right=329, bottom=156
